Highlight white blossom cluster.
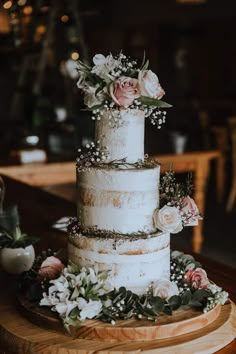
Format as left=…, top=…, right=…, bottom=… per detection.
left=40, top=265, right=113, bottom=325
left=203, top=284, right=229, bottom=313
left=76, top=141, right=110, bottom=172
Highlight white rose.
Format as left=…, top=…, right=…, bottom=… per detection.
left=138, top=70, right=165, bottom=99
left=153, top=279, right=179, bottom=300
left=153, top=205, right=183, bottom=234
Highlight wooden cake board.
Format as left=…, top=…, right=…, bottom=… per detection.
left=0, top=287, right=235, bottom=354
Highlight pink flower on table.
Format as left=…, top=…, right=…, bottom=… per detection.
left=184, top=268, right=209, bottom=289
left=38, top=256, right=65, bottom=280
left=109, top=76, right=140, bottom=108
left=180, top=196, right=202, bottom=226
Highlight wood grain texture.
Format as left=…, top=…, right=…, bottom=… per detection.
left=16, top=294, right=221, bottom=341
left=0, top=287, right=235, bottom=354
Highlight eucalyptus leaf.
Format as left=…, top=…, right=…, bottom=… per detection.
left=150, top=296, right=165, bottom=312
left=163, top=305, right=172, bottom=315
left=192, top=289, right=210, bottom=302
left=168, top=295, right=181, bottom=310
left=189, top=300, right=203, bottom=308
left=181, top=290, right=192, bottom=305
left=139, top=96, right=172, bottom=108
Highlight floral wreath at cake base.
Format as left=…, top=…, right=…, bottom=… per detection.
left=17, top=249, right=228, bottom=334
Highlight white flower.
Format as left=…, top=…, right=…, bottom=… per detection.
left=91, top=54, right=119, bottom=81
left=138, top=70, right=165, bottom=99
left=153, top=205, right=183, bottom=234
left=84, top=86, right=106, bottom=108
left=88, top=267, right=98, bottom=284
left=55, top=301, right=78, bottom=318
left=40, top=292, right=55, bottom=306
left=77, top=298, right=102, bottom=320
left=215, top=291, right=229, bottom=305
left=153, top=279, right=179, bottom=300
left=207, top=283, right=222, bottom=294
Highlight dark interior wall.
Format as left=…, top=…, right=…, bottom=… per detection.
left=0, top=0, right=236, bottom=157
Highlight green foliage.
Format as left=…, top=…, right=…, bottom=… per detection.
left=0, top=225, right=39, bottom=249
left=139, top=96, right=172, bottom=108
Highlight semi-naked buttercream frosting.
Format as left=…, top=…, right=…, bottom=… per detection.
left=95, top=109, right=145, bottom=163
left=68, top=231, right=170, bottom=295
left=68, top=107, right=170, bottom=293
left=77, top=166, right=160, bottom=234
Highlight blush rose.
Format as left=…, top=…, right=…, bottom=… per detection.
left=138, top=70, right=165, bottom=99
left=180, top=196, right=202, bottom=226
left=109, top=76, right=140, bottom=108
left=38, top=256, right=65, bottom=280
left=153, top=205, right=183, bottom=234
left=184, top=268, right=209, bottom=289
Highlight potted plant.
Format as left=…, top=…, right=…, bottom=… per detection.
left=0, top=225, right=39, bottom=274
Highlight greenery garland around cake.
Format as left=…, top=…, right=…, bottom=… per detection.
left=18, top=249, right=228, bottom=334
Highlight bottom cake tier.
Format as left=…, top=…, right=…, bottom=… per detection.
left=68, top=230, right=170, bottom=295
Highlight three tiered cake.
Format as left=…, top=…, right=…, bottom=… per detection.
left=68, top=109, right=170, bottom=294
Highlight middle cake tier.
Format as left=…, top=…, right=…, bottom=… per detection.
left=77, top=165, right=160, bottom=234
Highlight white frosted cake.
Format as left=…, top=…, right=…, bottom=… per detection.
left=68, top=109, right=170, bottom=294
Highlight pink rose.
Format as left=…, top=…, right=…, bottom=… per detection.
left=184, top=268, right=209, bottom=289
left=180, top=196, right=202, bottom=226
left=109, top=76, right=140, bottom=108
left=38, top=256, right=65, bottom=280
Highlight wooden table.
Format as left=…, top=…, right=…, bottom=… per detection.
left=0, top=150, right=224, bottom=254
left=0, top=177, right=235, bottom=354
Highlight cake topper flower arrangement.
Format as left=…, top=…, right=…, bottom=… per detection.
left=76, top=52, right=171, bottom=128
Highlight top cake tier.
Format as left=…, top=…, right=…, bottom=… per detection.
left=95, top=109, right=145, bottom=163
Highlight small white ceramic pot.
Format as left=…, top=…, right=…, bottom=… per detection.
left=0, top=245, right=35, bottom=274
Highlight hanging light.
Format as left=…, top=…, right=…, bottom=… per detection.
left=3, top=1, right=12, bottom=10
left=71, top=52, right=79, bottom=60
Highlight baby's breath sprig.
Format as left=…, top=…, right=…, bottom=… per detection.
left=68, top=219, right=154, bottom=241
left=159, top=171, right=193, bottom=208
left=76, top=141, right=110, bottom=172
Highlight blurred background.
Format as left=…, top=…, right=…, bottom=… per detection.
left=0, top=0, right=236, bottom=266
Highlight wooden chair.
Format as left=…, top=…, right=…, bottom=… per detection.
left=226, top=117, right=236, bottom=211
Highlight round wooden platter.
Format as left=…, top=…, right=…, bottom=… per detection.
left=16, top=294, right=222, bottom=341
left=0, top=291, right=235, bottom=354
